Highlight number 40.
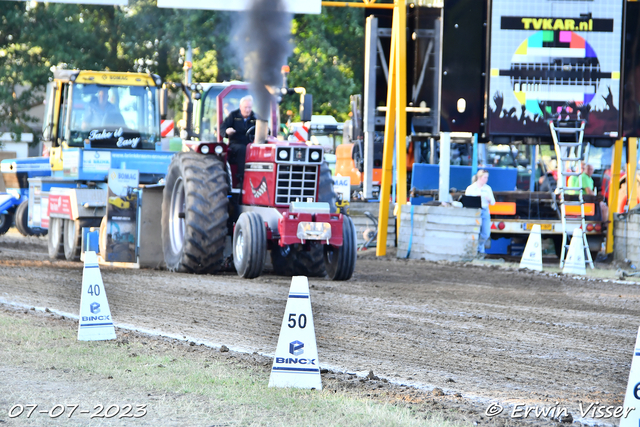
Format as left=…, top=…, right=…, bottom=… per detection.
left=87, top=285, right=100, bottom=296
left=287, top=313, right=307, bottom=329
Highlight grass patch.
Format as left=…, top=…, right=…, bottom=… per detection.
left=0, top=310, right=465, bottom=426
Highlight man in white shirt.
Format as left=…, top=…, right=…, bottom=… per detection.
left=465, top=170, right=496, bottom=257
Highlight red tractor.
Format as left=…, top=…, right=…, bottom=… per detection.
left=160, top=84, right=356, bottom=280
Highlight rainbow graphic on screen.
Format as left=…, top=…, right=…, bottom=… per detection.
left=498, top=30, right=612, bottom=118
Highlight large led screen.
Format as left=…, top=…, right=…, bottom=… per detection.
left=487, top=0, right=624, bottom=138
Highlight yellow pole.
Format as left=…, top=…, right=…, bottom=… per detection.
left=629, top=137, right=638, bottom=210
left=376, top=4, right=398, bottom=257
left=606, top=138, right=623, bottom=254
left=394, top=0, right=407, bottom=234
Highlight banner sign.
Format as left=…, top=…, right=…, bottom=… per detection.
left=105, top=169, right=139, bottom=263
left=487, top=0, right=624, bottom=138
left=332, top=176, right=351, bottom=204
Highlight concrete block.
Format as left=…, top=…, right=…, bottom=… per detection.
left=403, top=205, right=480, bottom=218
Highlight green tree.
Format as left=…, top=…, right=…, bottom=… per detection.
left=0, top=2, right=364, bottom=137
left=0, top=2, right=130, bottom=139
left=284, top=7, right=365, bottom=122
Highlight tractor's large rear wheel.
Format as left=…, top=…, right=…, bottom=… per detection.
left=324, top=215, right=357, bottom=281
left=271, top=243, right=326, bottom=277
left=233, top=212, right=267, bottom=279
left=161, top=152, right=229, bottom=273
left=48, top=217, right=65, bottom=260
left=318, top=161, right=337, bottom=213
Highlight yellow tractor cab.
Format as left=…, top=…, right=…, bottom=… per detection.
left=43, top=69, right=163, bottom=172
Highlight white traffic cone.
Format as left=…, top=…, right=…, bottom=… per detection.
left=562, top=228, right=586, bottom=276
left=519, top=224, right=543, bottom=271
left=78, top=251, right=116, bottom=341
left=269, top=276, right=322, bottom=390
left=621, top=326, right=640, bottom=427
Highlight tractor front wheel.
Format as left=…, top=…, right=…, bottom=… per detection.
left=161, top=152, right=229, bottom=273
left=48, top=217, right=65, bottom=259
left=324, top=215, right=357, bottom=281
left=233, top=212, right=267, bottom=279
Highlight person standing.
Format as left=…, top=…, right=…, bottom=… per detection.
left=567, top=163, right=595, bottom=195
left=465, top=170, right=496, bottom=258
left=220, top=95, right=257, bottom=185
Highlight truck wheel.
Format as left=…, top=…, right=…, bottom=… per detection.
left=233, top=212, right=266, bottom=279
left=271, top=243, right=326, bottom=277
left=324, top=215, right=357, bottom=281
left=48, top=217, right=65, bottom=259
left=64, top=218, right=101, bottom=261
left=15, top=201, right=31, bottom=236
left=162, top=152, right=229, bottom=273
left=318, top=161, right=337, bottom=213
left=99, top=216, right=107, bottom=259
left=15, top=200, right=47, bottom=237
left=0, top=212, right=13, bottom=236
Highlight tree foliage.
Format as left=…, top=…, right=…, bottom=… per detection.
left=0, top=1, right=364, bottom=138
left=286, top=7, right=365, bottom=122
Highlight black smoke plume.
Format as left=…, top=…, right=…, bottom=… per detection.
left=234, top=0, right=293, bottom=120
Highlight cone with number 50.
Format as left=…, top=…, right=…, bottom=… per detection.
left=269, top=276, right=322, bottom=389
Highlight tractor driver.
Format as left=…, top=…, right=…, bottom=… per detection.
left=83, top=87, right=122, bottom=130
left=220, top=95, right=257, bottom=185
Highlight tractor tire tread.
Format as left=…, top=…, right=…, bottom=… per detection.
left=271, top=243, right=326, bottom=277
left=162, top=152, right=229, bottom=274
left=318, top=161, right=337, bottom=213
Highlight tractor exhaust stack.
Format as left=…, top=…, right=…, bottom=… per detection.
left=255, top=120, right=269, bottom=144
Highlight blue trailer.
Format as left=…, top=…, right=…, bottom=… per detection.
left=0, top=157, right=51, bottom=236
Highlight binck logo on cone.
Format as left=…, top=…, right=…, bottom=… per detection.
left=290, top=340, right=304, bottom=356
left=90, top=302, right=100, bottom=314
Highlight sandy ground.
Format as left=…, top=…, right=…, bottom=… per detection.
left=1, top=230, right=639, bottom=426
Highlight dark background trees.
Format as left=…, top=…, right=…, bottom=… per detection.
left=0, top=0, right=364, bottom=139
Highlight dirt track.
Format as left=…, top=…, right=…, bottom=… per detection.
left=1, top=231, right=639, bottom=424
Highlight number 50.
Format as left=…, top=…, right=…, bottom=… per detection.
left=287, top=313, right=307, bottom=329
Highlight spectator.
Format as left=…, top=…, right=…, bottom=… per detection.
left=567, top=163, right=595, bottom=195
left=465, top=170, right=496, bottom=258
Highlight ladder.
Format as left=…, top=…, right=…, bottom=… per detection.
left=549, top=120, right=594, bottom=269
